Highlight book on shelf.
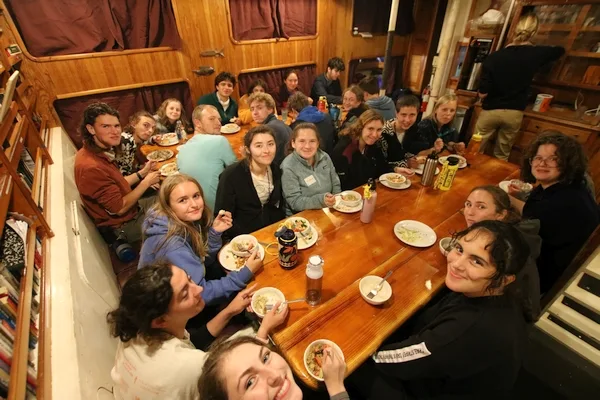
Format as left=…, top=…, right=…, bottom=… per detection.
left=19, top=148, right=35, bottom=178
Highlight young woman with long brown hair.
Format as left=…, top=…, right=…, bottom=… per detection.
left=154, top=98, right=192, bottom=134
left=138, top=174, right=262, bottom=305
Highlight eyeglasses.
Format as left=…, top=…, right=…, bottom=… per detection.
left=529, top=155, right=559, bottom=167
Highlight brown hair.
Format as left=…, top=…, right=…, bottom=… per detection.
left=286, top=122, right=321, bottom=155
left=123, top=110, right=155, bottom=137
left=248, top=92, right=276, bottom=111
left=243, top=125, right=276, bottom=163
left=520, top=130, right=588, bottom=185
left=198, top=336, right=274, bottom=400
left=80, top=102, right=120, bottom=150
left=469, top=185, right=521, bottom=224
left=339, top=109, right=384, bottom=139
left=342, top=85, right=365, bottom=103
left=283, top=69, right=300, bottom=82
left=287, top=91, right=310, bottom=113
left=247, top=79, right=268, bottom=96
left=145, top=174, right=212, bottom=259
left=358, top=76, right=380, bottom=95
left=395, top=95, right=420, bottom=112
left=155, top=98, right=191, bottom=132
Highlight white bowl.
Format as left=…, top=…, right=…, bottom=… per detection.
left=359, top=275, right=392, bottom=305
left=229, top=234, right=259, bottom=257
left=381, top=173, right=406, bottom=188
left=439, top=237, right=453, bottom=257
left=339, top=190, right=362, bottom=207
left=251, top=287, right=286, bottom=318
left=285, top=216, right=313, bottom=237
left=304, top=339, right=345, bottom=381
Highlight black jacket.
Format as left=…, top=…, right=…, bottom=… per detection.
left=331, top=135, right=391, bottom=191
left=378, top=119, right=416, bottom=168
left=338, top=104, right=368, bottom=134
left=215, top=161, right=285, bottom=240
left=310, top=73, right=343, bottom=105
left=404, top=118, right=459, bottom=155
left=290, top=107, right=336, bottom=155
left=371, top=292, right=527, bottom=399
left=523, top=180, right=600, bottom=293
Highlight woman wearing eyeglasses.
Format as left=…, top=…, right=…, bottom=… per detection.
left=509, top=131, right=599, bottom=293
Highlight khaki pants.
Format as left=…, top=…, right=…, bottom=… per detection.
left=121, top=195, right=157, bottom=243
left=476, top=109, right=524, bottom=161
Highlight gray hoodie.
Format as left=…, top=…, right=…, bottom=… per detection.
left=366, top=95, right=396, bottom=121
left=281, top=150, right=341, bottom=215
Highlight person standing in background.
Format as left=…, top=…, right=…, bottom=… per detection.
left=359, top=76, right=396, bottom=120
left=177, top=105, right=237, bottom=210
left=477, top=14, right=565, bottom=161
left=311, top=57, right=345, bottom=105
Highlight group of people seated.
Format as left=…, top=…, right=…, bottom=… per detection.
left=71, top=56, right=599, bottom=399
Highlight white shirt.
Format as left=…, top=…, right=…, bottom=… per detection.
left=111, top=331, right=206, bottom=400
left=219, top=96, right=230, bottom=112
left=251, top=167, right=274, bottom=205
left=395, top=131, right=405, bottom=144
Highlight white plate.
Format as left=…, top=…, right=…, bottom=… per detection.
left=160, top=162, right=179, bottom=176
left=438, top=155, right=467, bottom=169
left=304, top=339, right=345, bottom=381
left=147, top=149, right=174, bottom=162
left=394, top=220, right=437, bottom=248
left=220, top=123, right=241, bottom=134
left=412, top=165, right=440, bottom=175
left=251, top=287, right=285, bottom=318
left=333, top=196, right=363, bottom=213
left=219, top=243, right=265, bottom=271
left=379, top=173, right=412, bottom=190
left=499, top=180, right=510, bottom=193
left=297, top=227, right=318, bottom=250
left=154, top=133, right=179, bottom=146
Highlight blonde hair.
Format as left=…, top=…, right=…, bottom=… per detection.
left=248, top=92, right=276, bottom=111
left=146, top=174, right=212, bottom=259
left=192, top=104, right=219, bottom=122
left=431, top=94, right=458, bottom=125
left=513, top=14, right=538, bottom=44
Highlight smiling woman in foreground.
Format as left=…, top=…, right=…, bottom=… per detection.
left=351, top=220, right=530, bottom=399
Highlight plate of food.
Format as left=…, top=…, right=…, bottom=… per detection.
left=154, top=132, right=179, bottom=146
left=412, top=164, right=440, bottom=175
left=160, top=162, right=179, bottom=177
left=251, top=287, right=285, bottom=318
left=333, top=196, right=363, bottom=213
left=438, top=155, right=467, bottom=169
left=304, top=339, right=345, bottom=381
left=220, top=123, right=241, bottom=134
left=229, top=234, right=258, bottom=257
left=379, top=173, right=411, bottom=190
left=146, top=149, right=174, bottom=162
left=499, top=179, right=533, bottom=194
left=219, top=242, right=265, bottom=272
left=282, top=217, right=317, bottom=250
left=394, top=220, right=437, bottom=248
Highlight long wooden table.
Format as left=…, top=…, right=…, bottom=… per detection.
left=246, top=154, right=520, bottom=389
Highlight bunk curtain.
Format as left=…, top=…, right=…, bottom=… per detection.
left=229, top=0, right=317, bottom=41
left=238, top=64, right=317, bottom=99
left=54, top=82, right=193, bottom=149
left=4, top=0, right=181, bottom=57
left=352, top=0, right=415, bottom=35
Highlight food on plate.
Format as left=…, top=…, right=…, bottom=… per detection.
left=160, top=163, right=179, bottom=176
left=387, top=174, right=406, bottom=184
left=305, top=343, right=326, bottom=379
left=396, top=226, right=423, bottom=243
left=231, top=239, right=255, bottom=253
left=221, top=123, right=240, bottom=133
left=509, top=179, right=533, bottom=192
left=287, top=218, right=309, bottom=233
left=253, top=294, right=272, bottom=315
left=154, top=132, right=178, bottom=145
left=146, top=149, right=173, bottom=162
left=341, top=193, right=359, bottom=202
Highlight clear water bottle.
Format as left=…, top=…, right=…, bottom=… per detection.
left=306, top=255, right=324, bottom=306
left=175, top=120, right=184, bottom=141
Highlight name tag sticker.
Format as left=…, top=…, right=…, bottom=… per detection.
left=304, top=175, right=317, bottom=186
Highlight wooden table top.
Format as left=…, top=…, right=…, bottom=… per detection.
left=246, top=154, right=520, bottom=389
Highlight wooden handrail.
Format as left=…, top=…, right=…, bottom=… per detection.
left=54, top=78, right=189, bottom=100
left=239, top=61, right=316, bottom=75
left=7, top=227, right=37, bottom=400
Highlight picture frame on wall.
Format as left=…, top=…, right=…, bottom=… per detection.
left=5, top=44, right=22, bottom=57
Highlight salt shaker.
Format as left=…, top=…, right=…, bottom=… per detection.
left=421, top=152, right=438, bottom=186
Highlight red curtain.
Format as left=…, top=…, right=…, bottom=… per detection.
left=4, top=0, right=181, bottom=57
left=353, top=0, right=415, bottom=35
left=238, top=64, right=317, bottom=98
left=229, top=0, right=317, bottom=41
left=54, top=82, right=193, bottom=149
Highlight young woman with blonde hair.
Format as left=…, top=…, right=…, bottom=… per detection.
left=404, top=93, right=465, bottom=156
left=476, top=14, right=565, bottom=161
left=138, top=173, right=262, bottom=305
left=154, top=98, right=192, bottom=134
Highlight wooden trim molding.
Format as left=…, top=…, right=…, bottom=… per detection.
left=54, top=78, right=190, bottom=100
left=239, top=61, right=316, bottom=74
left=224, top=0, right=319, bottom=45
left=0, top=1, right=177, bottom=63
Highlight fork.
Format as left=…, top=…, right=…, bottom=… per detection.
left=367, top=270, right=393, bottom=299
left=265, top=298, right=305, bottom=312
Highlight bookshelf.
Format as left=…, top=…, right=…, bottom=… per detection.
left=0, top=34, right=52, bottom=400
